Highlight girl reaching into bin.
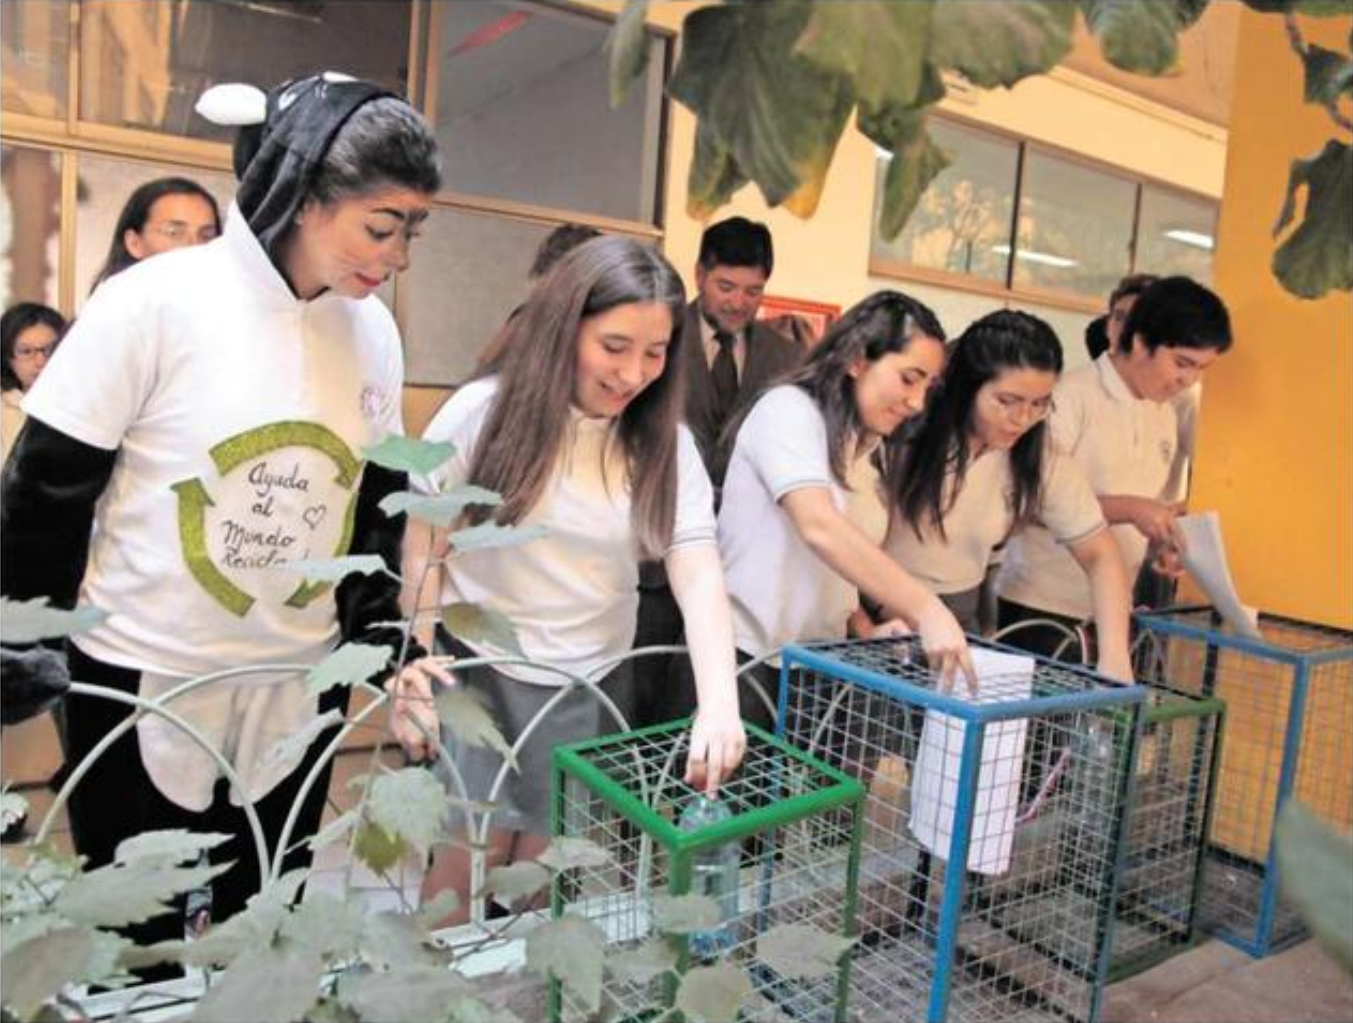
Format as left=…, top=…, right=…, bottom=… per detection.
left=709, top=289, right=975, bottom=725
left=394, top=235, right=745, bottom=926
left=885, top=310, right=1133, bottom=682
left=0, top=73, right=444, bottom=954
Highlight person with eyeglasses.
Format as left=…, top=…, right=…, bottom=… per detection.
left=89, top=177, right=222, bottom=293
left=1, top=302, right=67, bottom=463
left=995, top=278, right=1233, bottom=662
left=884, top=311, right=1133, bottom=680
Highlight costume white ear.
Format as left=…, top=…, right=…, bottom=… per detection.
left=195, top=83, right=267, bottom=126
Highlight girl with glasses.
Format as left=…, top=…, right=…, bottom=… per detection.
left=885, top=310, right=1133, bottom=681
left=90, top=177, right=223, bottom=293
left=1, top=302, right=66, bottom=463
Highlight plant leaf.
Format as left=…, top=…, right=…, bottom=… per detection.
left=756, top=922, right=856, bottom=980
left=1079, top=0, right=1192, bottom=75
left=794, top=0, right=933, bottom=109
left=652, top=892, right=722, bottom=935
left=607, top=937, right=678, bottom=984
left=414, top=889, right=461, bottom=931
left=668, top=1, right=853, bottom=213
left=930, top=0, right=1074, bottom=88
left=54, top=859, right=230, bottom=928
left=525, top=914, right=606, bottom=1015
left=1272, top=139, right=1353, bottom=299
left=306, top=642, right=394, bottom=696
left=876, top=117, right=952, bottom=240
left=366, top=767, right=447, bottom=857
left=605, top=0, right=651, bottom=107
left=1277, top=801, right=1353, bottom=972
left=1, top=790, right=28, bottom=831
left=687, top=120, right=750, bottom=220
left=0, top=597, right=107, bottom=643
left=478, top=861, right=551, bottom=906
left=435, top=682, right=519, bottom=771
left=1301, top=43, right=1353, bottom=106
left=258, top=708, right=345, bottom=771
left=447, top=521, right=548, bottom=553
left=536, top=836, right=613, bottom=873
left=1242, top=0, right=1353, bottom=13
left=380, top=485, right=503, bottom=527
left=189, top=947, right=325, bottom=1023
left=1, top=927, right=132, bottom=1018
left=362, top=435, right=457, bottom=477
left=353, top=821, right=407, bottom=874
left=114, top=829, right=231, bottom=867
left=335, top=965, right=475, bottom=1023
left=441, top=601, right=525, bottom=658
left=276, top=554, right=392, bottom=583
left=361, top=910, right=446, bottom=969
left=675, top=962, right=755, bottom=1023
left=277, top=893, right=364, bottom=960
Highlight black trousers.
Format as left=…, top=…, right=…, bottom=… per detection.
left=995, top=598, right=1091, bottom=664
left=63, top=643, right=347, bottom=949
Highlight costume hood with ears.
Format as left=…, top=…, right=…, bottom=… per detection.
left=196, top=73, right=395, bottom=261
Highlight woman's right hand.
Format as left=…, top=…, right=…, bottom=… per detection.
left=1125, top=496, right=1187, bottom=551
left=386, top=656, right=456, bottom=762
left=915, top=597, right=977, bottom=694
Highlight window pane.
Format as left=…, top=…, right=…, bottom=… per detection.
left=1013, top=150, right=1135, bottom=298
left=79, top=1, right=411, bottom=142
left=871, top=119, right=1018, bottom=283
left=72, top=155, right=236, bottom=309
left=1, top=0, right=69, bottom=119
left=0, top=145, right=62, bottom=310
left=434, top=2, right=667, bottom=224
left=1135, top=185, right=1217, bottom=285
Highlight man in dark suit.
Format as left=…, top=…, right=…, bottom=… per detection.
left=634, top=217, right=803, bottom=728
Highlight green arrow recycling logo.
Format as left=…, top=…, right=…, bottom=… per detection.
left=173, top=421, right=362, bottom=617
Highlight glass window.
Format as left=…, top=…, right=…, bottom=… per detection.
left=79, top=1, right=411, bottom=142
left=1, top=0, right=69, bottom=120
left=1012, top=149, right=1135, bottom=299
left=871, top=118, right=1018, bottom=284
left=72, top=154, right=236, bottom=308
left=1136, top=184, right=1218, bottom=285
left=0, top=145, right=62, bottom=310
left=433, top=2, right=667, bottom=224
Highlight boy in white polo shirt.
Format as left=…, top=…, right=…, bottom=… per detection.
left=996, top=276, right=1233, bottom=658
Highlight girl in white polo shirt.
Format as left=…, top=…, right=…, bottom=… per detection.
left=395, top=236, right=745, bottom=923
left=1, top=74, right=444, bottom=951
left=717, top=290, right=974, bottom=700
left=886, top=310, right=1132, bottom=680
left=996, top=277, right=1233, bottom=659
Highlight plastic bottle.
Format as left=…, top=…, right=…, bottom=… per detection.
left=677, top=794, right=740, bottom=959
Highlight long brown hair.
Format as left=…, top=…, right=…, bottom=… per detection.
left=467, top=236, right=687, bottom=558
left=727, top=290, right=945, bottom=488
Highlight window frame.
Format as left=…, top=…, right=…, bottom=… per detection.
left=869, top=111, right=1220, bottom=315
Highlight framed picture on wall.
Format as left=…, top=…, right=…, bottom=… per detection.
left=756, top=295, right=841, bottom=347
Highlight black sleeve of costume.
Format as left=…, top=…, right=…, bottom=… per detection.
left=335, top=462, right=427, bottom=665
left=1, top=418, right=118, bottom=607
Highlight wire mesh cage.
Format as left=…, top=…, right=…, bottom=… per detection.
left=550, top=720, right=866, bottom=1023
left=778, top=636, right=1146, bottom=1023
left=1134, top=607, right=1353, bottom=957
left=1107, top=684, right=1225, bottom=980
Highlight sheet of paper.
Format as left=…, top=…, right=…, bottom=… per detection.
left=1177, top=511, right=1261, bottom=639
left=909, top=647, right=1035, bottom=875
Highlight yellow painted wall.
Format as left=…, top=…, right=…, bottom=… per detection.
left=1190, top=10, right=1353, bottom=629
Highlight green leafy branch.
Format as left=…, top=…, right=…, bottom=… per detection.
left=608, top=0, right=1353, bottom=300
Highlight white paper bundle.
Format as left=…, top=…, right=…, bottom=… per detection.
left=909, top=648, right=1035, bottom=875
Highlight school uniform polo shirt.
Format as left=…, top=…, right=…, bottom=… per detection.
left=884, top=445, right=1105, bottom=596
left=23, top=206, right=405, bottom=807
left=418, top=377, right=716, bottom=687
left=996, top=353, right=1177, bottom=619
left=719, top=385, right=887, bottom=661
